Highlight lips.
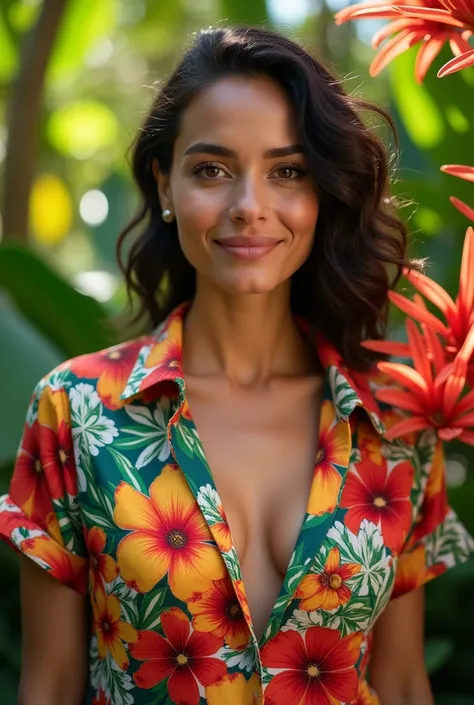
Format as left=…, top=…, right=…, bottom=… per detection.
left=214, top=236, right=281, bottom=261
left=214, top=235, right=281, bottom=247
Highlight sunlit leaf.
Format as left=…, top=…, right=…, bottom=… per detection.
left=0, top=294, right=63, bottom=465
left=30, top=174, right=73, bottom=244
left=0, top=245, right=116, bottom=357
left=8, top=0, right=41, bottom=33
left=390, top=48, right=445, bottom=149
left=0, top=8, right=18, bottom=81
left=47, top=100, right=119, bottom=158
left=46, top=0, right=117, bottom=83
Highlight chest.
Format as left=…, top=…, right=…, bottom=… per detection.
left=184, top=378, right=323, bottom=575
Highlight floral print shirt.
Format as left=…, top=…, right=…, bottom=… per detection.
left=1, top=302, right=473, bottom=705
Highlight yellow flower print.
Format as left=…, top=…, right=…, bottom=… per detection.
left=114, top=464, right=226, bottom=598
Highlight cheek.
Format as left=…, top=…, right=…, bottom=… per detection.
left=284, top=189, right=320, bottom=235
left=280, top=190, right=320, bottom=263
left=174, top=182, right=223, bottom=231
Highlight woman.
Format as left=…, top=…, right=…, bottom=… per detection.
left=1, top=25, right=473, bottom=705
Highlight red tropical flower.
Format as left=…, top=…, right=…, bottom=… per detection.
left=295, top=547, right=361, bottom=611
left=70, top=340, right=145, bottom=410
left=21, top=535, right=88, bottom=593
left=341, top=457, right=414, bottom=553
left=37, top=386, right=77, bottom=497
left=365, top=316, right=474, bottom=443
left=335, top=1, right=474, bottom=83
left=397, top=1, right=474, bottom=76
left=187, top=578, right=249, bottom=649
left=86, top=526, right=119, bottom=588
left=261, top=626, right=362, bottom=705
left=9, top=421, right=61, bottom=525
left=441, top=164, right=474, bottom=222
left=130, top=607, right=226, bottom=704
left=93, top=589, right=138, bottom=670
left=0, top=499, right=38, bottom=537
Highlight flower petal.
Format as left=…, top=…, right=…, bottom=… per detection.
left=168, top=543, right=226, bottom=601
left=438, top=47, right=474, bottom=76
left=168, top=666, right=200, bottom=705
left=361, top=339, right=411, bottom=357
left=116, top=531, right=169, bottom=593
left=441, top=164, right=474, bottom=183
left=415, top=37, right=446, bottom=83
left=389, top=290, right=450, bottom=336
left=383, top=416, right=430, bottom=441
left=375, top=388, right=425, bottom=414
left=149, top=464, right=197, bottom=519
left=114, top=482, right=159, bottom=532
left=395, top=5, right=466, bottom=29
left=307, top=463, right=343, bottom=517
left=369, top=29, right=426, bottom=77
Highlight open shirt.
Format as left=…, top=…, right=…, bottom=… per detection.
left=1, top=302, right=473, bottom=705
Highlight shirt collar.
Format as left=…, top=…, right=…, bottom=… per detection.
left=119, top=302, right=386, bottom=436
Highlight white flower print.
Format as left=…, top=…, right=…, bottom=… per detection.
left=90, top=636, right=135, bottom=705
left=197, top=484, right=225, bottom=525
left=284, top=608, right=324, bottom=632
left=327, top=519, right=392, bottom=598
left=222, top=640, right=259, bottom=674
left=115, top=397, right=172, bottom=469
left=70, top=383, right=118, bottom=458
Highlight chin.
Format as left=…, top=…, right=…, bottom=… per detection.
left=218, top=273, right=280, bottom=296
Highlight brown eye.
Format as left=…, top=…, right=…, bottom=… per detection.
left=274, top=164, right=308, bottom=180
left=193, top=162, right=226, bottom=179
left=204, top=166, right=221, bottom=178
left=278, top=167, right=294, bottom=179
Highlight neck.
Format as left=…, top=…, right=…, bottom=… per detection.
left=182, top=279, right=317, bottom=387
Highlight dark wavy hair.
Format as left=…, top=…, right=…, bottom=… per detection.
left=117, top=25, right=417, bottom=370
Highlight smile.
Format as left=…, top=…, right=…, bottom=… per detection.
left=214, top=236, right=281, bottom=261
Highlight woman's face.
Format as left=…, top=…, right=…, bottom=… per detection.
left=155, top=75, right=320, bottom=297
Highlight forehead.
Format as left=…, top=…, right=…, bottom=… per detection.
left=175, top=75, right=299, bottom=150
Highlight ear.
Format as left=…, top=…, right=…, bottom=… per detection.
left=152, top=158, right=173, bottom=211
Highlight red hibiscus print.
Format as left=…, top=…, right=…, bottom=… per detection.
left=130, top=607, right=226, bottom=705
left=9, top=422, right=61, bottom=525
left=261, top=626, right=362, bottom=705
left=341, top=457, right=414, bottom=553
left=69, top=340, right=145, bottom=410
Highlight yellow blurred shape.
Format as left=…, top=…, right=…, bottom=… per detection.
left=30, top=174, right=73, bottom=244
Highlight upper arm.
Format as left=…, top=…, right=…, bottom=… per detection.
left=370, top=587, right=433, bottom=705
left=19, top=555, right=89, bottom=705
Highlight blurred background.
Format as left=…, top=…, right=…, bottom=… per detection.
left=0, top=0, right=473, bottom=703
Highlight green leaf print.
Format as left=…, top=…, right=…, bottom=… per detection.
left=175, top=421, right=210, bottom=469
left=303, top=513, right=329, bottom=531
left=150, top=678, right=174, bottom=704
left=329, top=367, right=361, bottom=419
left=107, top=446, right=147, bottom=493
left=320, top=600, right=373, bottom=636
left=140, top=588, right=167, bottom=630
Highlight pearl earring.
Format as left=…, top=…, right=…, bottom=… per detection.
left=162, top=208, right=173, bottom=223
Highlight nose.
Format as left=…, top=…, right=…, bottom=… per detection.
left=228, top=174, right=267, bottom=225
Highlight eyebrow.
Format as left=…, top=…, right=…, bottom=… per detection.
left=183, top=142, right=305, bottom=159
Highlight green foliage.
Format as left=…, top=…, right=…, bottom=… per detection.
left=0, top=245, right=116, bottom=357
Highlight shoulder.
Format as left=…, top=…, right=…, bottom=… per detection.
left=31, top=335, right=154, bottom=414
